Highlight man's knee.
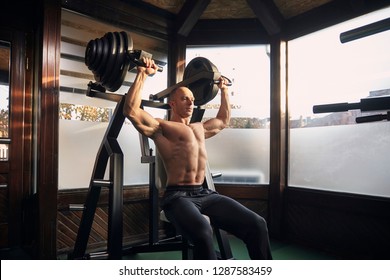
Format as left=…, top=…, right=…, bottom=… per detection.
left=250, top=215, right=269, bottom=235
left=192, top=222, right=213, bottom=242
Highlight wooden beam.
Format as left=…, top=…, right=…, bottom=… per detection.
left=175, top=0, right=211, bottom=37
left=246, top=0, right=284, bottom=35
left=38, top=0, right=61, bottom=259
left=62, top=0, right=173, bottom=41
left=282, top=0, right=390, bottom=40
left=268, top=37, right=287, bottom=238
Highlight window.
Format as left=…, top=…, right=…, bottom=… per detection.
left=0, top=41, right=10, bottom=161
left=186, top=45, right=270, bottom=184
left=288, top=8, right=390, bottom=197
left=59, top=10, right=168, bottom=189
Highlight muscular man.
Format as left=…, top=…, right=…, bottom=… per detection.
left=123, top=58, right=272, bottom=260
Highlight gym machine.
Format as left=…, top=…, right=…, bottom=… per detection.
left=69, top=31, right=233, bottom=260
left=314, top=18, right=390, bottom=122
left=313, top=95, right=390, bottom=123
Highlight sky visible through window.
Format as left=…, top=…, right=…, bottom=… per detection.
left=288, top=7, right=390, bottom=122
left=186, top=45, right=271, bottom=121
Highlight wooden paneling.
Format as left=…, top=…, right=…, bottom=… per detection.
left=57, top=186, right=160, bottom=255
left=217, top=185, right=270, bottom=219
left=285, top=187, right=390, bottom=259
left=274, top=0, right=333, bottom=19
left=0, top=24, right=33, bottom=252
left=62, top=0, right=174, bottom=41
left=143, top=0, right=333, bottom=20
left=37, top=0, right=61, bottom=259
left=0, top=188, right=8, bottom=247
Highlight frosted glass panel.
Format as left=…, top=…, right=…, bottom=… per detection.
left=59, top=119, right=151, bottom=189
left=207, top=129, right=270, bottom=184
left=289, top=123, right=390, bottom=197
left=288, top=7, right=390, bottom=197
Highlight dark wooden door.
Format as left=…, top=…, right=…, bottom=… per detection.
left=0, top=29, right=32, bottom=251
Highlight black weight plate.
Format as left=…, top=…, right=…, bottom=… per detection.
left=108, top=31, right=132, bottom=92
left=100, top=32, right=118, bottom=88
left=183, top=57, right=219, bottom=106
left=92, top=38, right=103, bottom=72
left=105, top=32, right=126, bottom=91
left=85, top=39, right=97, bottom=70
left=90, top=39, right=101, bottom=70
left=122, top=31, right=133, bottom=52
left=93, top=35, right=110, bottom=83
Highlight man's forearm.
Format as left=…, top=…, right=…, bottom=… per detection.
left=216, top=88, right=230, bottom=126
left=123, top=71, right=148, bottom=117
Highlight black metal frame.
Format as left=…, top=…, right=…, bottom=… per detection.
left=70, top=87, right=125, bottom=259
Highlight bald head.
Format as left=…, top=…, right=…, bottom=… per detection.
left=170, top=86, right=193, bottom=102
left=168, top=86, right=195, bottom=120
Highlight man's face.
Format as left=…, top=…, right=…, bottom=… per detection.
left=170, top=87, right=195, bottom=118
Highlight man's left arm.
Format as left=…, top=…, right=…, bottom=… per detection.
left=203, top=77, right=230, bottom=139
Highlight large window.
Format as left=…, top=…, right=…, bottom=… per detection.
left=186, top=45, right=270, bottom=184
left=288, top=8, right=390, bottom=197
left=59, top=10, right=168, bottom=189
left=0, top=41, right=10, bottom=161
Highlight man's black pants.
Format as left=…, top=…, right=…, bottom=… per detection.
left=161, top=186, right=273, bottom=260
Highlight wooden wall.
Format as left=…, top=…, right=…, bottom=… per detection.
left=285, top=187, right=390, bottom=259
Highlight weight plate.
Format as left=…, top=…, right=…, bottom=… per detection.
left=93, top=38, right=103, bottom=73
left=94, top=35, right=110, bottom=83
left=101, top=32, right=118, bottom=89
left=85, top=39, right=97, bottom=70
left=108, top=32, right=132, bottom=92
left=84, top=31, right=134, bottom=92
left=183, top=57, right=219, bottom=106
left=105, top=32, right=126, bottom=91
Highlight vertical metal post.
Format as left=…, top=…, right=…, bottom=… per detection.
left=148, top=149, right=159, bottom=244
left=107, top=151, right=124, bottom=259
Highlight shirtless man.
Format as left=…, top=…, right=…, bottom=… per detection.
left=123, top=58, right=272, bottom=260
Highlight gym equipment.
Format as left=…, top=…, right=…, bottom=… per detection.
left=70, top=83, right=233, bottom=259
left=182, top=57, right=232, bottom=106
left=85, top=31, right=163, bottom=92
left=151, top=56, right=232, bottom=106
left=84, top=31, right=231, bottom=106
left=71, top=39, right=234, bottom=258
left=340, top=17, right=390, bottom=43
left=313, top=95, right=390, bottom=123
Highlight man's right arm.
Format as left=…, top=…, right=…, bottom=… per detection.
left=123, top=60, right=160, bottom=138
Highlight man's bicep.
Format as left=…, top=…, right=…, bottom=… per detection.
left=130, top=109, right=161, bottom=137
left=203, top=118, right=224, bottom=138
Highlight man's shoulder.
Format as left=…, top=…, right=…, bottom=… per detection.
left=155, top=117, right=166, bottom=123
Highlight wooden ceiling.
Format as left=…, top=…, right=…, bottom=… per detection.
left=143, top=0, right=333, bottom=20
left=57, top=0, right=389, bottom=44
left=133, top=0, right=389, bottom=40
